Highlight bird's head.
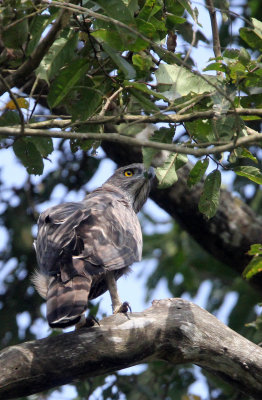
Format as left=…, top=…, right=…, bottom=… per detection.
left=104, top=163, right=155, bottom=213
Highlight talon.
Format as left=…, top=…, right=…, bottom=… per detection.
left=121, top=301, right=132, bottom=313
left=114, top=301, right=132, bottom=314
left=84, top=315, right=100, bottom=327
left=75, top=314, right=100, bottom=330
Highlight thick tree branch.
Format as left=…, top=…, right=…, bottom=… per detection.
left=0, top=299, right=262, bottom=400
left=0, top=125, right=261, bottom=157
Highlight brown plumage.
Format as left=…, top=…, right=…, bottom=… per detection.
left=33, top=163, right=155, bottom=328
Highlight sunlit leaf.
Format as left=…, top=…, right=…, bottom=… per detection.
left=156, top=153, right=178, bottom=189
left=234, top=166, right=262, bottom=184
left=156, top=64, right=218, bottom=100
left=243, top=255, right=262, bottom=279
left=156, top=153, right=187, bottom=189
left=247, top=244, right=262, bottom=256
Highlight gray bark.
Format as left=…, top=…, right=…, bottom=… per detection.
left=0, top=298, right=262, bottom=399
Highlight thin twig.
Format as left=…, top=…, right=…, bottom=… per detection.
left=24, top=108, right=262, bottom=129
left=0, top=75, right=25, bottom=134
left=0, top=126, right=261, bottom=157
left=206, top=0, right=223, bottom=76
left=99, top=87, right=123, bottom=117
left=3, top=6, right=48, bottom=31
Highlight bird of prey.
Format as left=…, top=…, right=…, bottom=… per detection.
left=32, top=163, right=155, bottom=328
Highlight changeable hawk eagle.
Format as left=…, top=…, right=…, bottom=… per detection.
left=33, top=163, right=155, bottom=328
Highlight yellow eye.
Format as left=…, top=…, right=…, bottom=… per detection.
left=124, top=170, right=133, bottom=177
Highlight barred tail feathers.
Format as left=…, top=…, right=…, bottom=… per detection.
left=46, top=274, right=92, bottom=328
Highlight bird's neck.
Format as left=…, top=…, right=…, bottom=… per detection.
left=91, top=183, right=133, bottom=204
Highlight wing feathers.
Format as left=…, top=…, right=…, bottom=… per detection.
left=34, top=187, right=143, bottom=328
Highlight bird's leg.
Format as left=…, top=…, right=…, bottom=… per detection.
left=106, top=271, right=131, bottom=314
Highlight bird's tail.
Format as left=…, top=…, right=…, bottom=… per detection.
left=46, top=273, right=92, bottom=328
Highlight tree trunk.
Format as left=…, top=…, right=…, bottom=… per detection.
left=0, top=298, right=262, bottom=399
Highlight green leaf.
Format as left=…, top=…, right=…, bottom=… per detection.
left=95, top=0, right=134, bottom=24
left=0, top=111, right=20, bottom=126
left=102, top=43, right=136, bottom=79
left=70, top=88, right=102, bottom=121
left=2, top=19, right=28, bottom=49
left=198, top=170, right=221, bottom=219
left=92, top=30, right=125, bottom=51
left=156, top=153, right=187, bottom=189
left=130, top=88, right=160, bottom=112
left=47, top=59, right=89, bottom=108
left=156, top=64, right=218, bottom=100
left=28, top=137, right=54, bottom=158
left=177, top=0, right=198, bottom=23
left=142, top=147, right=158, bottom=169
left=48, top=32, right=79, bottom=80
left=156, top=153, right=178, bottom=189
left=36, top=35, right=74, bottom=83
left=142, top=127, right=175, bottom=167
left=203, top=62, right=228, bottom=73
left=223, top=48, right=240, bottom=59
left=139, top=0, right=162, bottom=20
left=242, top=255, right=262, bottom=279
left=238, top=47, right=251, bottom=66
left=132, top=53, right=152, bottom=71
left=187, top=159, right=209, bottom=188
left=230, top=147, right=258, bottom=164
left=240, top=18, right=262, bottom=50
left=26, top=14, right=55, bottom=55
left=185, top=119, right=214, bottom=142
left=136, top=18, right=156, bottom=38
left=13, top=139, right=43, bottom=175
left=124, top=81, right=168, bottom=101
left=247, top=244, right=262, bottom=256
left=166, top=14, right=187, bottom=27
left=234, top=166, right=262, bottom=184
